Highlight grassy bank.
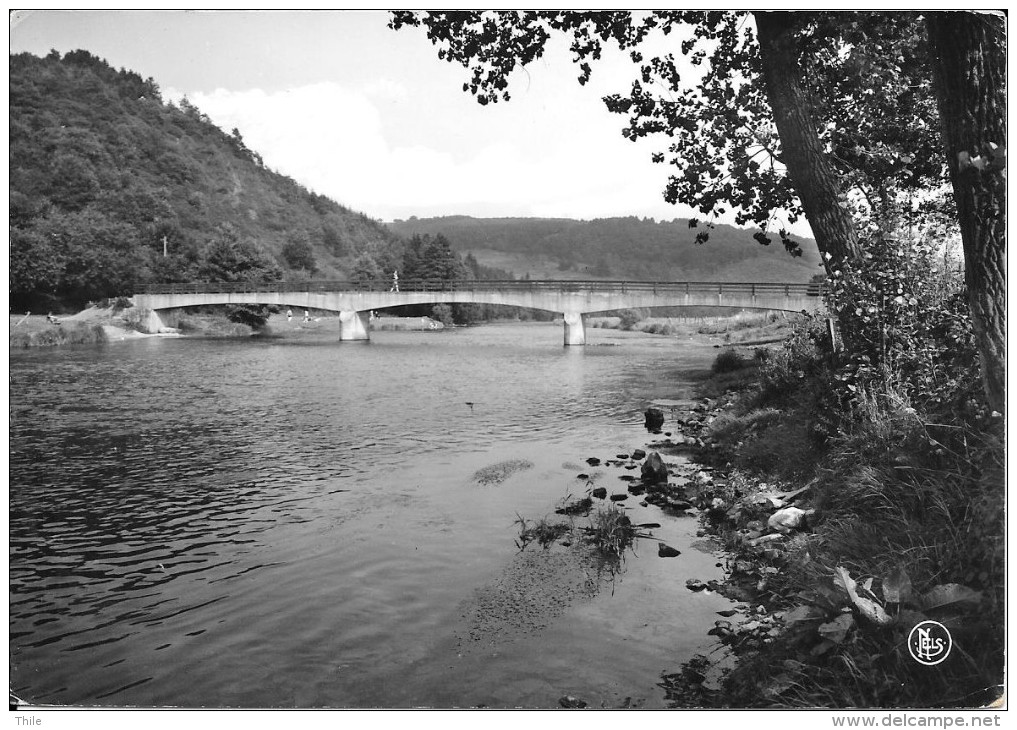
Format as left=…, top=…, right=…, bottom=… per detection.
left=588, top=310, right=796, bottom=343
left=661, top=316, right=1005, bottom=708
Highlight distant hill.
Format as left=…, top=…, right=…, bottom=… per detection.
left=386, top=216, right=824, bottom=283
left=10, top=50, right=403, bottom=310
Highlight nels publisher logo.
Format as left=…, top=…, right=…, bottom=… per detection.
left=907, top=620, right=952, bottom=666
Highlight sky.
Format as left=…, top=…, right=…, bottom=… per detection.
left=9, top=9, right=810, bottom=234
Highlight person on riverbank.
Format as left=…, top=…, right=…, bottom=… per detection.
left=46, top=312, right=61, bottom=325
left=287, top=308, right=293, bottom=322
left=391, top=270, right=399, bottom=292
left=303, top=310, right=311, bottom=322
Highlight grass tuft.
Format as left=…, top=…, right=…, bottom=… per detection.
left=583, top=505, right=636, bottom=558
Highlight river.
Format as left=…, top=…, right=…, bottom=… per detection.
left=9, top=320, right=734, bottom=708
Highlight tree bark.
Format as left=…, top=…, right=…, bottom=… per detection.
left=927, top=12, right=1006, bottom=414
left=754, top=12, right=863, bottom=271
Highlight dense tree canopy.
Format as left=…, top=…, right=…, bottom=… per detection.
left=390, top=10, right=1005, bottom=412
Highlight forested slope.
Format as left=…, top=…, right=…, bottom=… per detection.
left=10, top=50, right=404, bottom=310
left=386, top=216, right=824, bottom=282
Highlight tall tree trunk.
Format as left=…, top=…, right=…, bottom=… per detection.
left=754, top=12, right=862, bottom=271
left=927, top=12, right=1006, bottom=414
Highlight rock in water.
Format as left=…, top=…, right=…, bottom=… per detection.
left=631, top=448, right=646, bottom=460
left=644, top=408, right=665, bottom=431
left=559, top=695, right=587, bottom=709
left=658, top=543, right=681, bottom=558
left=641, top=452, right=669, bottom=484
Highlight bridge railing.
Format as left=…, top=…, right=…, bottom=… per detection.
left=137, top=279, right=827, bottom=297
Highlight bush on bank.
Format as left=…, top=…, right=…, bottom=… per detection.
left=682, top=234, right=1004, bottom=708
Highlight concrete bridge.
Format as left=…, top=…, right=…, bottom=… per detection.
left=133, top=279, right=825, bottom=345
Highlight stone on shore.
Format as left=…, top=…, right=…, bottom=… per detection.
left=767, top=506, right=813, bottom=534
left=641, top=452, right=669, bottom=484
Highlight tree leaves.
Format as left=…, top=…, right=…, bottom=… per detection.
left=833, top=565, right=893, bottom=626
left=818, top=612, right=855, bottom=644
left=392, top=11, right=952, bottom=274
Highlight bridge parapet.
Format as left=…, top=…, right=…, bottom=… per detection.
left=139, top=279, right=826, bottom=299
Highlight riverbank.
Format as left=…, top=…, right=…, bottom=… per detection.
left=11, top=303, right=776, bottom=349
left=9, top=306, right=453, bottom=347
left=655, top=318, right=1005, bottom=709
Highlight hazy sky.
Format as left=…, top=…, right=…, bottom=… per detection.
left=11, top=10, right=806, bottom=232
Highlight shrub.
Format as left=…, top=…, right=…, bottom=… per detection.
left=643, top=321, right=677, bottom=336
left=618, top=309, right=643, bottom=330
left=826, top=232, right=977, bottom=412
left=431, top=303, right=454, bottom=327
left=712, top=348, right=747, bottom=373
left=226, top=304, right=271, bottom=329
left=753, top=315, right=832, bottom=409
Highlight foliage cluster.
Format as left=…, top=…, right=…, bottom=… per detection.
left=826, top=234, right=980, bottom=416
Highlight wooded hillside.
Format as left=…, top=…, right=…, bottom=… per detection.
left=10, top=50, right=404, bottom=310
left=386, top=215, right=824, bottom=282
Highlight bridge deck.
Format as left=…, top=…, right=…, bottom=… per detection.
left=139, top=279, right=826, bottom=297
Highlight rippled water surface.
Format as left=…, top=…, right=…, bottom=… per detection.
left=10, top=322, right=733, bottom=708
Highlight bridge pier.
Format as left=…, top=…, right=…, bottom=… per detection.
left=563, top=311, right=586, bottom=346
left=339, top=310, right=370, bottom=341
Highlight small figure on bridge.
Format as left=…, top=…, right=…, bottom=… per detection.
left=391, top=270, right=399, bottom=292
left=287, top=308, right=293, bottom=322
